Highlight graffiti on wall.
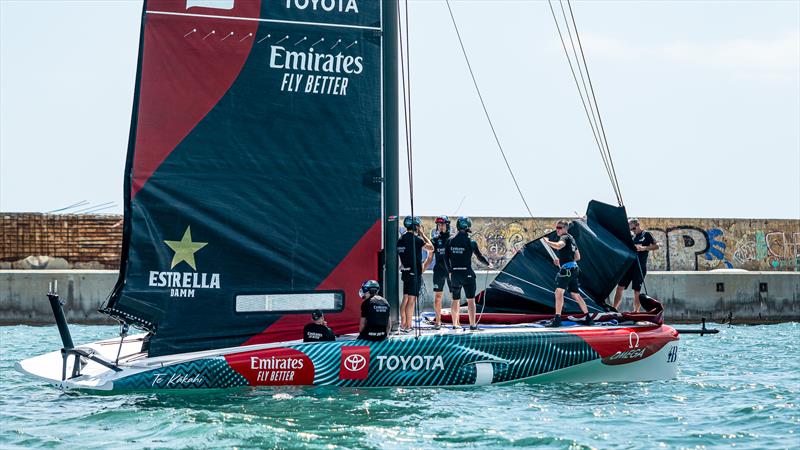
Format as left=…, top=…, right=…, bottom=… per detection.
left=470, top=220, right=536, bottom=268
left=732, top=231, right=800, bottom=270
left=648, top=227, right=733, bottom=271
left=420, top=216, right=800, bottom=272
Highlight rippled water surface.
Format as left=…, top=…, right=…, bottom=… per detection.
left=1, top=323, right=798, bottom=449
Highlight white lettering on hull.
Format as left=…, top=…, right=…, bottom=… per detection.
left=249, top=356, right=305, bottom=370
left=376, top=355, right=445, bottom=371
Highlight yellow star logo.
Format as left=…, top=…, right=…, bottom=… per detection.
left=164, top=226, right=208, bottom=270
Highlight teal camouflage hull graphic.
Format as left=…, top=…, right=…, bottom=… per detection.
left=112, top=330, right=604, bottom=390
left=114, top=357, right=248, bottom=390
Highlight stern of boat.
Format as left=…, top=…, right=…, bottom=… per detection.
left=15, top=334, right=149, bottom=391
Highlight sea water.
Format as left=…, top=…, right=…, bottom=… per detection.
left=1, top=323, right=798, bottom=449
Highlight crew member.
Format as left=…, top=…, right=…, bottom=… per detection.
left=397, top=216, right=433, bottom=333
left=613, top=218, right=660, bottom=312
left=446, top=217, right=492, bottom=330
left=358, top=279, right=391, bottom=341
left=303, top=309, right=335, bottom=342
left=430, top=216, right=452, bottom=330
left=543, top=220, right=593, bottom=327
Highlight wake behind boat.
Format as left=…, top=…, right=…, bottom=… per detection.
left=17, top=0, right=689, bottom=392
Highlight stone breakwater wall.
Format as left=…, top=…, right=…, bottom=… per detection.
left=2, top=270, right=797, bottom=325
left=417, top=216, right=799, bottom=272
left=1, top=213, right=122, bottom=269
left=1, top=213, right=798, bottom=272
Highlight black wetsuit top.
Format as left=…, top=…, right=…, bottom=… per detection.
left=359, top=295, right=390, bottom=341
left=446, top=231, right=489, bottom=274
left=633, top=230, right=656, bottom=268
left=397, top=232, right=425, bottom=275
left=303, top=323, right=335, bottom=342
left=557, top=233, right=578, bottom=264
left=431, top=231, right=452, bottom=273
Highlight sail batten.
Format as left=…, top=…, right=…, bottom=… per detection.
left=106, top=0, right=385, bottom=357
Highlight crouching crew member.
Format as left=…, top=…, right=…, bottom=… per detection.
left=303, top=309, right=335, bottom=342
left=543, top=220, right=593, bottom=327
left=397, top=216, right=433, bottom=333
left=613, top=218, right=659, bottom=312
left=446, top=217, right=491, bottom=330
left=358, top=280, right=391, bottom=341
left=430, top=215, right=453, bottom=330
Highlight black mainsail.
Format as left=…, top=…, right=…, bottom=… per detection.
left=103, top=0, right=391, bottom=357
left=479, top=201, right=636, bottom=314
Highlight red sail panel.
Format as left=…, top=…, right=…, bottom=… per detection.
left=132, top=0, right=260, bottom=198
left=242, top=220, right=381, bottom=346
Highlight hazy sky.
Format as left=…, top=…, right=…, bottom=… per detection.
left=1, top=0, right=798, bottom=219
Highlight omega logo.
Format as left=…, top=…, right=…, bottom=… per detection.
left=629, top=331, right=640, bottom=349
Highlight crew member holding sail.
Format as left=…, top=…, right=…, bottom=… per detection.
left=358, top=280, right=391, bottom=341
left=543, top=220, right=593, bottom=327
left=303, top=310, right=336, bottom=342
left=397, top=216, right=433, bottom=333
left=613, top=218, right=660, bottom=312
left=430, top=216, right=453, bottom=330
left=446, top=217, right=491, bottom=331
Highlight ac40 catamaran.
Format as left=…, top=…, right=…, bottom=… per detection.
left=17, top=0, right=680, bottom=391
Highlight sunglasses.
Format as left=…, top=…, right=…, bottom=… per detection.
left=556, top=226, right=564, bottom=230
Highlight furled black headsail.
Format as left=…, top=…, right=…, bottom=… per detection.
left=102, top=0, right=385, bottom=357
left=479, top=201, right=635, bottom=314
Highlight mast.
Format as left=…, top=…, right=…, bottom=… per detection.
left=382, top=0, right=400, bottom=318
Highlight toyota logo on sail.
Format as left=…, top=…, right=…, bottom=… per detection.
left=344, top=354, right=367, bottom=372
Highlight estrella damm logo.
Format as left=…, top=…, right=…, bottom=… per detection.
left=148, top=225, right=221, bottom=298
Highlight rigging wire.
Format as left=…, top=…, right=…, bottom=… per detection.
left=444, top=0, right=535, bottom=219
left=445, top=0, right=543, bottom=329
left=403, top=0, right=424, bottom=339
left=557, top=1, right=608, bottom=178
left=566, top=0, right=624, bottom=204
left=547, top=0, right=624, bottom=206
left=398, top=0, right=422, bottom=338
left=398, top=3, right=413, bottom=216
left=546, top=0, right=614, bottom=197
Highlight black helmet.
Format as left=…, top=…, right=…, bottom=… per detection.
left=359, top=279, right=380, bottom=299
left=456, top=216, right=472, bottom=231
left=403, top=216, right=421, bottom=230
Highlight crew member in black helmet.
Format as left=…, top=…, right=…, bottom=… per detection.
left=543, top=220, right=593, bottom=327
left=303, top=309, right=335, bottom=342
left=397, top=216, right=433, bottom=333
left=358, top=280, right=391, bottom=341
left=430, top=216, right=453, bottom=330
left=446, top=217, right=491, bottom=330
